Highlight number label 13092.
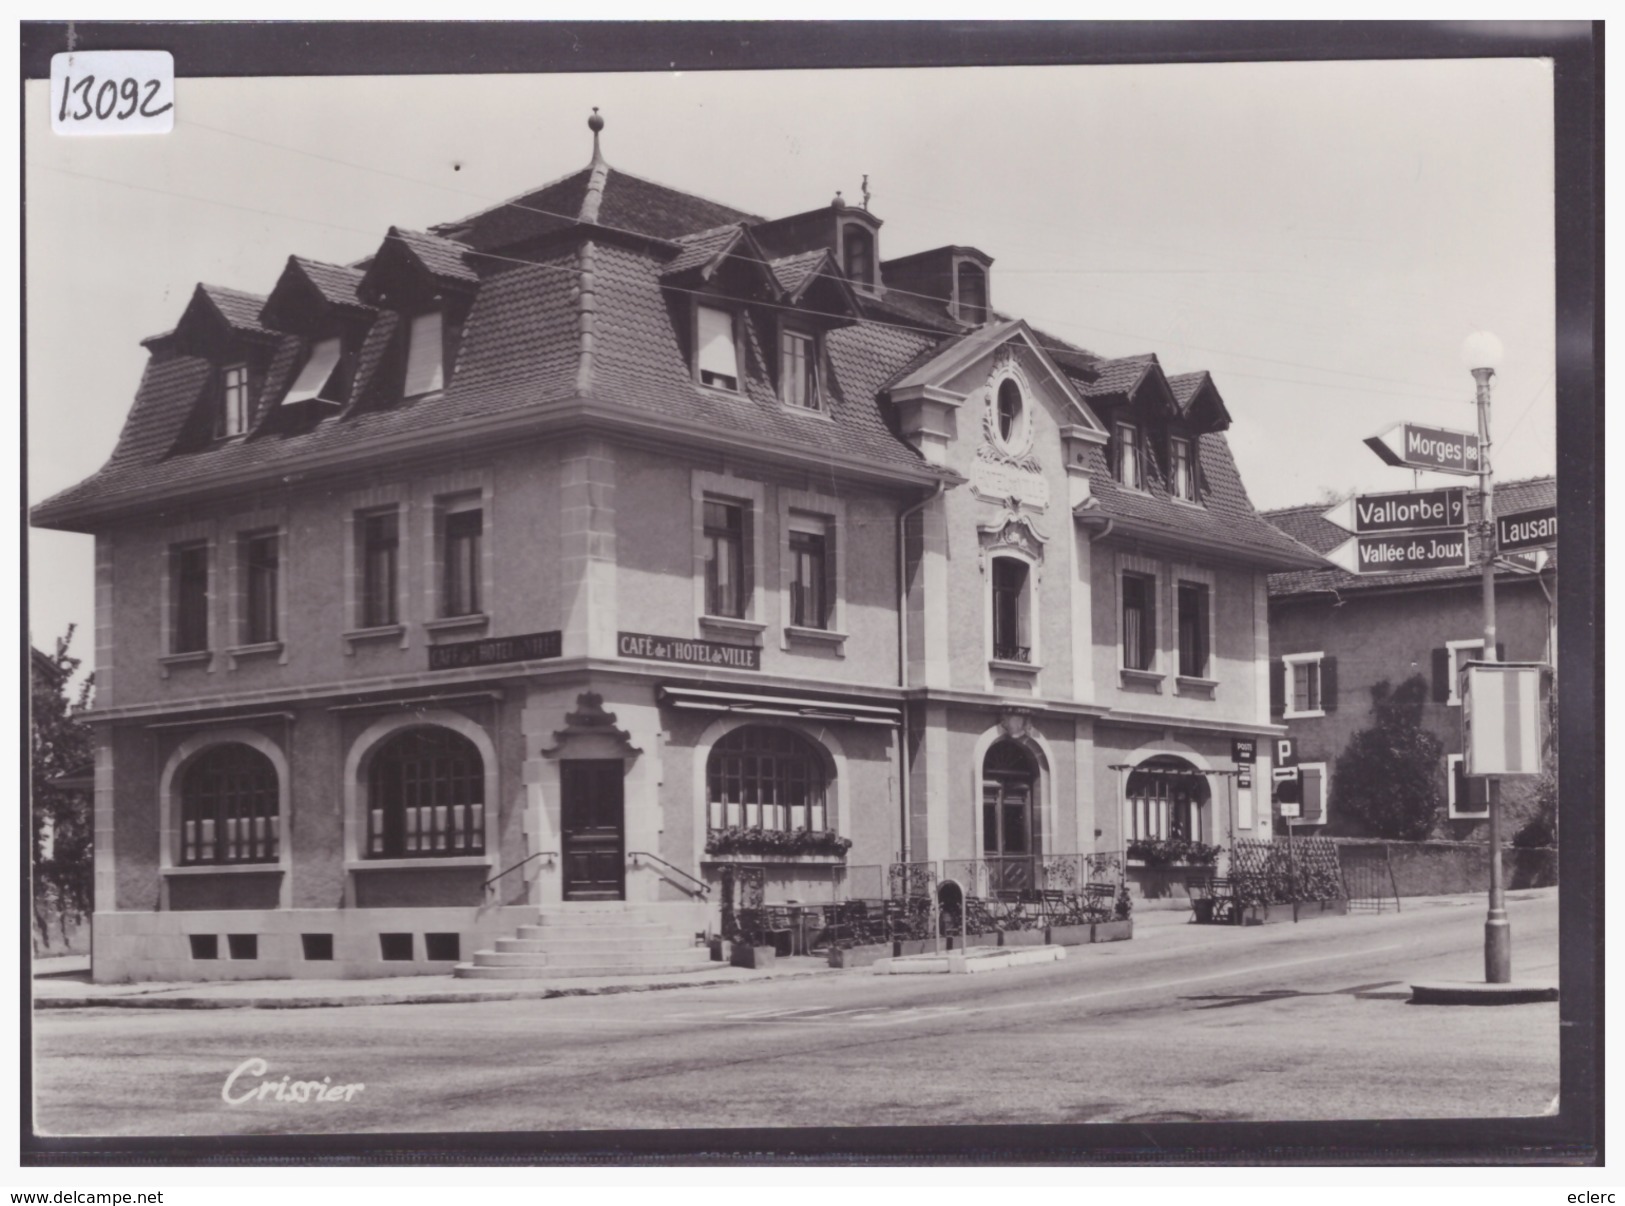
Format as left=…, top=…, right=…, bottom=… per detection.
left=51, top=51, right=174, bottom=135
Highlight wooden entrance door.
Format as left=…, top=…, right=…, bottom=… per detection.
left=561, top=760, right=625, bottom=901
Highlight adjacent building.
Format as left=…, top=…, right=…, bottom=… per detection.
left=1262, top=476, right=1556, bottom=836
left=32, top=116, right=1322, bottom=981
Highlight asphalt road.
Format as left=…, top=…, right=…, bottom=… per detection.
left=32, top=890, right=1560, bottom=1135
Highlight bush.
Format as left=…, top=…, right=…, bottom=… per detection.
left=1333, top=675, right=1443, bottom=841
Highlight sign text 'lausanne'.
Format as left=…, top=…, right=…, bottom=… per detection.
left=1495, top=505, right=1557, bottom=553
left=428, top=630, right=561, bottom=671
left=618, top=632, right=761, bottom=671
left=1364, top=422, right=1482, bottom=476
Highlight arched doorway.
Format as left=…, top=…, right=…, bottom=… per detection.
left=982, top=739, right=1040, bottom=892
left=1125, top=755, right=1211, bottom=845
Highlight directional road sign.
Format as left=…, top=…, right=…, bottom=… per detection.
left=1364, top=422, right=1482, bottom=476
left=1498, top=549, right=1550, bottom=574
left=1496, top=505, right=1557, bottom=552
left=1326, top=530, right=1472, bottom=574
left=1271, top=765, right=1301, bottom=783
left=1323, top=487, right=1468, bottom=536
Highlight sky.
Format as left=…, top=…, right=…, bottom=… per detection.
left=24, top=58, right=1558, bottom=676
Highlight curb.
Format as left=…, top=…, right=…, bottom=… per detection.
left=1408, top=979, right=1559, bottom=1006
left=34, top=966, right=839, bottom=1011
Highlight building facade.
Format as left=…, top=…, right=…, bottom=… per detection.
left=33, top=118, right=1322, bottom=981
left=1262, top=477, right=1556, bottom=837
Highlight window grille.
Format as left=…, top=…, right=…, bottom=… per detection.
left=706, top=726, right=828, bottom=833
left=180, top=743, right=279, bottom=865
left=367, top=727, right=485, bottom=859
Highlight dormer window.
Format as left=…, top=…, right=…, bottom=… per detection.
left=284, top=337, right=343, bottom=406
left=779, top=328, right=819, bottom=410
left=220, top=364, right=249, bottom=437
left=403, top=311, right=445, bottom=398
left=1169, top=435, right=1196, bottom=501
left=842, top=226, right=874, bottom=288
left=957, top=262, right=987, bottom=325
left=1114, top=422, right=1142, bottom=490
left=696, top=304, right=739, bottom=391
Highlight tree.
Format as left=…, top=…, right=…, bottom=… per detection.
left=31, top=626, right=94, bottom=947
left=1332, top=674, right=1444, bottom=841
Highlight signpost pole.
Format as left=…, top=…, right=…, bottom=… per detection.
left=1469, top=341, right=1511, bottom=984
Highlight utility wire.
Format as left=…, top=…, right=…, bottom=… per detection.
left=160, top=116, right=1466, bottom=402
left=32, top=159, right=1483, bottom=407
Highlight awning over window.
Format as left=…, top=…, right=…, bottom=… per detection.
left=284, top=336, right=343, bottom=405
left=657, top=684, right=900, bottom=727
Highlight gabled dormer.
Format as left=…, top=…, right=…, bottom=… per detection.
left=1076, top=355, right=1232, bottom=503
left=750, top=194, right=885, bottom=296
left=881, top=246, right=994, bottom=327
left=255, top=257, right=378, bottom=426
left=168, top=283, right=281, bottom=444
left=353, top=228, right=480, bottom=411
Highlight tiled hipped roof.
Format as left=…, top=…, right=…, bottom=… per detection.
left=33, top=145, right=1304, bottom=538
left=1078, top=435, right=1323, bottom=564
left=1264, top=475, right=1557, bottom=597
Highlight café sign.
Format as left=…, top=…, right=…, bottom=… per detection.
left=618, top=631, right=761, bottom=671
left=428, top=630, right=561, bottom=671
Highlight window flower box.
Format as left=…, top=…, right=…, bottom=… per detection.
left=704, top=827, right=852, bottom=860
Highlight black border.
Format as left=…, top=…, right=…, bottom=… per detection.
left=19, top=19, right=1602, bottom=1167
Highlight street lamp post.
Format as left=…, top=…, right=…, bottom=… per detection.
left=1463, top=329, right=1510, bottom=984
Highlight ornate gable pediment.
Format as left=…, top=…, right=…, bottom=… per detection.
left=541, top=692, right=641, bottom=760
left=977, top=510, right=1047, bottom=567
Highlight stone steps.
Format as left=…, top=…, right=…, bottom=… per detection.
left=453, top=902, right=710, bottom=980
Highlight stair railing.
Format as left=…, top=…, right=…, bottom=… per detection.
left=627, top=850, right=710, bottom=898
left=483, top=850, right=556, bottom=893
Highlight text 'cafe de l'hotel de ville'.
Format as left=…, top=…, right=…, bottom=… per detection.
left=31, top=113, right=1327, bottom=982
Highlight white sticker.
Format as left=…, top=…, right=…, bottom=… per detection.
left=51, top=51, right=174, bottom=136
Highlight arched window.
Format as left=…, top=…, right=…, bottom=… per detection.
left=995, top=378, right=1024, bottom=446
left=983, top=739, right=1040, bottom=892
left=1126, top=756, right=1210, bottom=843
left=707, top=725, right=828, bottom=833
left=842, top=226, right=874, bottom=288
left=180, top=744, right=279, bottom=865
left=366, top=726, right=485, bottom=858
left=957, top=262, right=987, bottom=325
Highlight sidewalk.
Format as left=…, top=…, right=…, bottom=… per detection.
left=34, top=888, right=1546, bottom=1012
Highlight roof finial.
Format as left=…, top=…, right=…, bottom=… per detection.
left=831, top=189, right=846, bottom=210
left=861, top=174, right=870, bottom=212
left=588, top=107, right=605, bottom=165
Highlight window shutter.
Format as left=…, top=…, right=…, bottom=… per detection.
left=1303, top=768, right=1325, bottom=824
left=1269, top=658, right=1285, bottom=716
left=697, top=306, right=737, bottom=383
left=1432, top=647, right=1451, bottom=702
left=403, top=312, right=444, bottom=397
left=1320, top=656, right=1338, bottom=712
